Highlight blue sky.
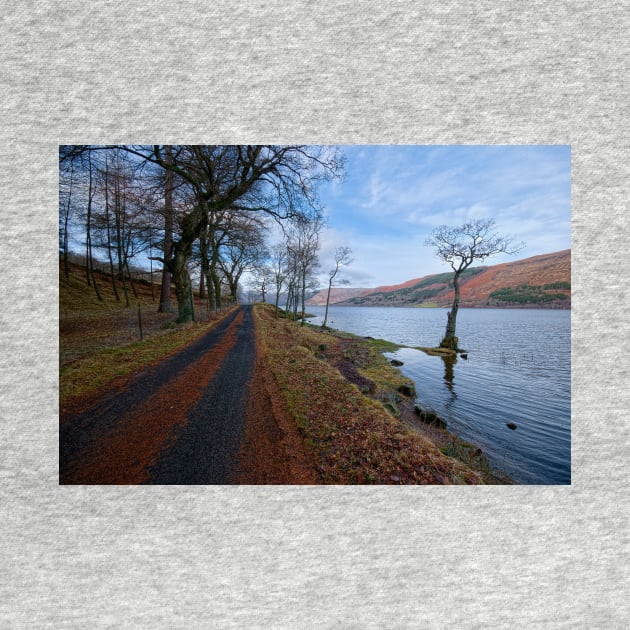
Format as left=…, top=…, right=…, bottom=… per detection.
left=314, top=145, right=571, bottom=288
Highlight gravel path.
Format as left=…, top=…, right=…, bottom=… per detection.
left=60, top=306, right=258, bottom=484
left=145, top=308, right=256, bottom=484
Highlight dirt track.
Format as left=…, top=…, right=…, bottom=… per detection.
left=59, top=305, right=318, bottom=485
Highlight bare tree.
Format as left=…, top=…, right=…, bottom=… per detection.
left=219, top=214, right=268, bottom=304
left=287, top=218, right=323, bottom=324
left=58, top=145, right=345, bottom=322
left=84, top=151, right=103, bottom=301
left=93, top=150, right=150, bottom=306
left=101, top=154, right=120, bottom=301
left=269, top=242, right=289, bottom=316
left=322, top=245, right=353, bottom=328
left=59, top=156, right=75, bottom=278
left=426, top=218, right=523, bottom=350
left=122, top=145, right=344, bottom=322
left=158, top=145, right=174, bottom=312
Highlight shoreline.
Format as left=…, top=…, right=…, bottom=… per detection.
left=306, top=302, right=571, bottom=310
left=257, top=305, right=512, bottom=484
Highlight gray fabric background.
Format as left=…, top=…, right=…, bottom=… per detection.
left=1, top=1, right=628, bottom=627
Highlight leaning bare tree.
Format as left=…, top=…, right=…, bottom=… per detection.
left=322, top=245, right=353, bottom=328
left=426, top=218, right=523, bottom=351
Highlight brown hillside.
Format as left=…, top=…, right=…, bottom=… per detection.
left=335, top=250, right=571, bottom=308
left=369, top=276, right=429, bottom=294
left=450, top=249, right=571, bottom=306
left=307, top=287, right=372, bottom=306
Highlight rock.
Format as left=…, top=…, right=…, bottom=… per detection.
left=390, top=359, right=404, bottom=366
left=506, top=422, right=518, bottom=430
left=460, top=353, right=468, bottom=359
left=383, top=402, right=399, bottom=416
left=397, top=383, right=415, bottom=397
left=429, top=414, right=447, bottom=430
left=390, top=475, right=401, bottom=482
left=414, top=406, right=447, bottom=429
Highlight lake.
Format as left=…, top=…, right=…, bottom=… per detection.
left=306, top=305, right=571, bottom=484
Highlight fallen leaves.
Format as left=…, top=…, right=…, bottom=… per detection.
left=254, top=305, right=484, bottom=485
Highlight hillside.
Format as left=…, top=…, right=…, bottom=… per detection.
left=312, top=250, right=570, bottom=308
left=306, top=287, right=372, bottom=306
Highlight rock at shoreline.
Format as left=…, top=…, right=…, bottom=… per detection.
left=414, top=405, right=447, bottom=429
left=397, top=383, right=415, bottom=397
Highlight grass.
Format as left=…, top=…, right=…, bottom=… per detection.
left=60, top=263, right=508, bottom=484
left=254, top=304, right=489, bottom=484
left=59, top=260, right=235, bottom=408
left=60, top=320, right=226, bottom=406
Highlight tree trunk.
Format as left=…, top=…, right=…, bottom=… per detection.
left=62, top=162, right=72, bottom=278
left=125, top=260, right=139, bottom=299
left=171, top=247, right=194, bottom=323
left=104, top=161, right=120, bottom=301
left=274, top=289, right=281, bottom=317
left=322, top=277, right=333, bottom=328
left=199, top=228, right=209, bottom=300
left=148, top=227, right=155, bottom=302
left=212, top=271, right=222, bottom=310
left=86, top=153, right=103, bottom=301
left=229, top=276, right=239, bottom=304
left=440, top=272, right=461, bottom=350
left=293, top=279, right=299, bottom=320
left=158, top=145, right=174, bottom=313
left=300, top=268, right=307, bottom=325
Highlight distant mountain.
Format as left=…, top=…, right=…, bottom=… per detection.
left=306, top=287, right=373, bottom=306
left=312, top=250, right=570, bottom=309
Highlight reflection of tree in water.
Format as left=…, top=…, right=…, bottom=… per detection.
left=440, top=354, right=458, bottom=413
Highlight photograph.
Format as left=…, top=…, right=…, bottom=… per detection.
left=59, top=144, right=571, bottom=485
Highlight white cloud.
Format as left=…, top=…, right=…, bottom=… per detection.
left=307, top=146, right=569, bottom=287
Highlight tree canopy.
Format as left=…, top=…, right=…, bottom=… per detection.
left=59, top=145, right=345, bottom=322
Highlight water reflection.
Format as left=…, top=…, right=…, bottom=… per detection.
left=442, top=354, right=456, bottom=390
left=440, top=354, right=458, bottom=412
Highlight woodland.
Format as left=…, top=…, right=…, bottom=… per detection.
left=59, top=145, right=345, bottom=323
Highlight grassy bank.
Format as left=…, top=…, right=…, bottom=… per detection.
left=60, top=261, right=238, bottom=410
left=60, top=315, right=234, bottom=408
left=254, top=304, right=508, bottom=484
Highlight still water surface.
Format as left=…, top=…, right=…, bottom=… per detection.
left=307, top=306, right=571, bottom=484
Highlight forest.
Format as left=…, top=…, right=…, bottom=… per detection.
left=59, top=145, right=345, bottom=322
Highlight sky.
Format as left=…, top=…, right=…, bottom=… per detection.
left=312, top=145, right=571, bottom=288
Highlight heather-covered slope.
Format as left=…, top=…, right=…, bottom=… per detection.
left=306, top=287, right=372, bottom=306
left=314, top=250, right=570, bottom=308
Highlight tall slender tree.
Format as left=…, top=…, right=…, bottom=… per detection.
left=84, top=151, right=103, bottom=301
left=158, top=145, right=174, bottom=313
left=269, top=242, right=288, bottom=316
left=322, top=245, right=353, bottom=328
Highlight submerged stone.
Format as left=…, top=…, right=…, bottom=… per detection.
left=414, top=405, right=447, bottom=429
left=397, top=383, right=415, bottom=397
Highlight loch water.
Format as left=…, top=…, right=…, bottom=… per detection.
left=307, top=305, right=571, bottom=485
